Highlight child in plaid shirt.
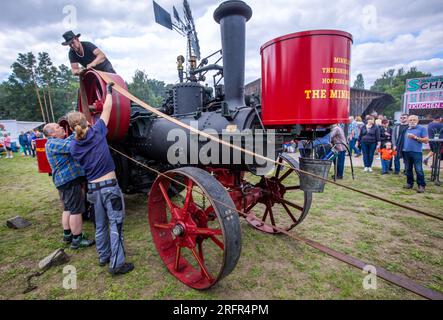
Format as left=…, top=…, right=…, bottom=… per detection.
left=379, top=142, right=397, bottom=175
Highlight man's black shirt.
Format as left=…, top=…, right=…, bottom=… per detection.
left=69, top=41, right=116, bottom=73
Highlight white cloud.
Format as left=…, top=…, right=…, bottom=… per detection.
left=351, top=26, right=443, bottom=87
left=0, top=0, right=442, bottom=91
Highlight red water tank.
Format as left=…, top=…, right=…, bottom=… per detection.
left=261, top=30, right=353, bottom=125
left=35, top=138, right=52, bottom=174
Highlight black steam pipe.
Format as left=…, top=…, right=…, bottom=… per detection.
left=214, top=0, right=252, bottom=120
left=189, top=64, right=223, bottom=75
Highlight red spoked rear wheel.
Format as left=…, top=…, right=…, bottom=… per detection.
left=245, top=153, right=313, bottom=234
left=148, top=167, right=241, bottom=289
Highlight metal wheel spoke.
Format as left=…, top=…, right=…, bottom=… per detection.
left=158, top=181, right=175, bottom=212
left=198, top=240, right=204, bottom=263
left=183, top=179, right=194, bottom=213
left=191, top=248, right=213, bottom=282
left=278, top=168, right=294, bottom=182
left=174, top=246, right=181, bottom=271
left=275, top=157, right=284, bottom=179
left=281, top=202, right=298, bottom=223
left=262, top=207, right=269, bottom=222
left=245, top=201, right=258, bottom=213
left=209, top=235, right=225, bottom=250
left=285, top=185, right=301, bottom=191
left=267, top=203, right=276, bottom=227
left=190, top=228, right=222, bottom=236
left=154, top=223, right=174, bottom=230
left=280, top=198, right=304, bottom=211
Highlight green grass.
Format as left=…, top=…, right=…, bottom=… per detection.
left=0, top=156, right=442, bottom=300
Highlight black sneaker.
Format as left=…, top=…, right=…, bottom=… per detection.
left=63, top=233, right=72, bottom=244
left=99, top=258, right=110, bottom=267
left=71, top=233, right=95, bottom=250
left=109, top=263, right=134, bottom=275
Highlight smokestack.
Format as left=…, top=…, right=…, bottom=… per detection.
left=214, top=1, right=252, bottom=119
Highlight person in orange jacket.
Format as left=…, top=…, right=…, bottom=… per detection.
left=379, top=142, right=397, bottom=175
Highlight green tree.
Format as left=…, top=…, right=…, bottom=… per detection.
left=36, top=52, right=58, bottom=122
left=1, top=55, right=170, bottom=122
left=353, top=73, right=365, bottom=89
left=370, top=67, right=431, bottom=118
left=2, top=52, right=46, bottom=122
left=127, top=70, right=166, bottom=108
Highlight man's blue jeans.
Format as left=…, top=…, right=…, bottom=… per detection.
left=403, top=151, right=426, bottom=187
left=361, top=142, right=377, bottom=168
left=334, top=150, right=346, bottom=178
left=23, top=143, right=32, bottom=156
left=394, top=151, right=405, bottom=173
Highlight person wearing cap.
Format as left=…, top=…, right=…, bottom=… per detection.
left=61, top=30, right=116, bottom=76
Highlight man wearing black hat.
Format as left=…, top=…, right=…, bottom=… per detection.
left=62, top=31, right=116, bottom=76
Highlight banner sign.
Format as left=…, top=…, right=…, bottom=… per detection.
left=404, top=76, right=443, bottom=111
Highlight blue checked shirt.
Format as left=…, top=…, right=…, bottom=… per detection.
left=45, top=134, right=85, bottom=188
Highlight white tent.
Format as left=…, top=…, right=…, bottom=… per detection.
left=0, top=120, right=45, bottom=144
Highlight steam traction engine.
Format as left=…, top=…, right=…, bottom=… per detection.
left=75, top=1, right=353, bottom=289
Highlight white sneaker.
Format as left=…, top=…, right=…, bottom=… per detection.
left=363, top=167, right=369, bottom=172
left=368, top=167, right=373, bottom=172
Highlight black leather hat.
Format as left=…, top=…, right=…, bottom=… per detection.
left=62, top=30, right=81, bottom=46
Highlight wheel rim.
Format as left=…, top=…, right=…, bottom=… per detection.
left=148, top=167, right=241, bottom=289
left=245, top=153, right=313, bottom=234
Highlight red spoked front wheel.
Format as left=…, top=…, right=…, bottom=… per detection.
left=148, top=167, right=241, bottom=289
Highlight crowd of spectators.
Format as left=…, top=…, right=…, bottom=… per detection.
left=0, top=129, right=44, bottom=158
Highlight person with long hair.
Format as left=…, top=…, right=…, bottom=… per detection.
left=356, top=115, right=381, bottom=172
left=68, top=82, right=134, bottom=275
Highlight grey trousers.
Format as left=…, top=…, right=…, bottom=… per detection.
left=87, top=183, right=126, bottom=269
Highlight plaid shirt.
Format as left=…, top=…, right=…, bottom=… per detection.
left=45, top=134, right=85, bottom=188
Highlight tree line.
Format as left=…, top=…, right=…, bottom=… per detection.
left=0, top=51, right=433, bottom=122
left=353, top=67, right=431, bottom=118
left=0, top=52, right=169, bottom=122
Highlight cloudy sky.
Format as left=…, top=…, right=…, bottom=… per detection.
left=0, top=0, right=442, bottom=88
